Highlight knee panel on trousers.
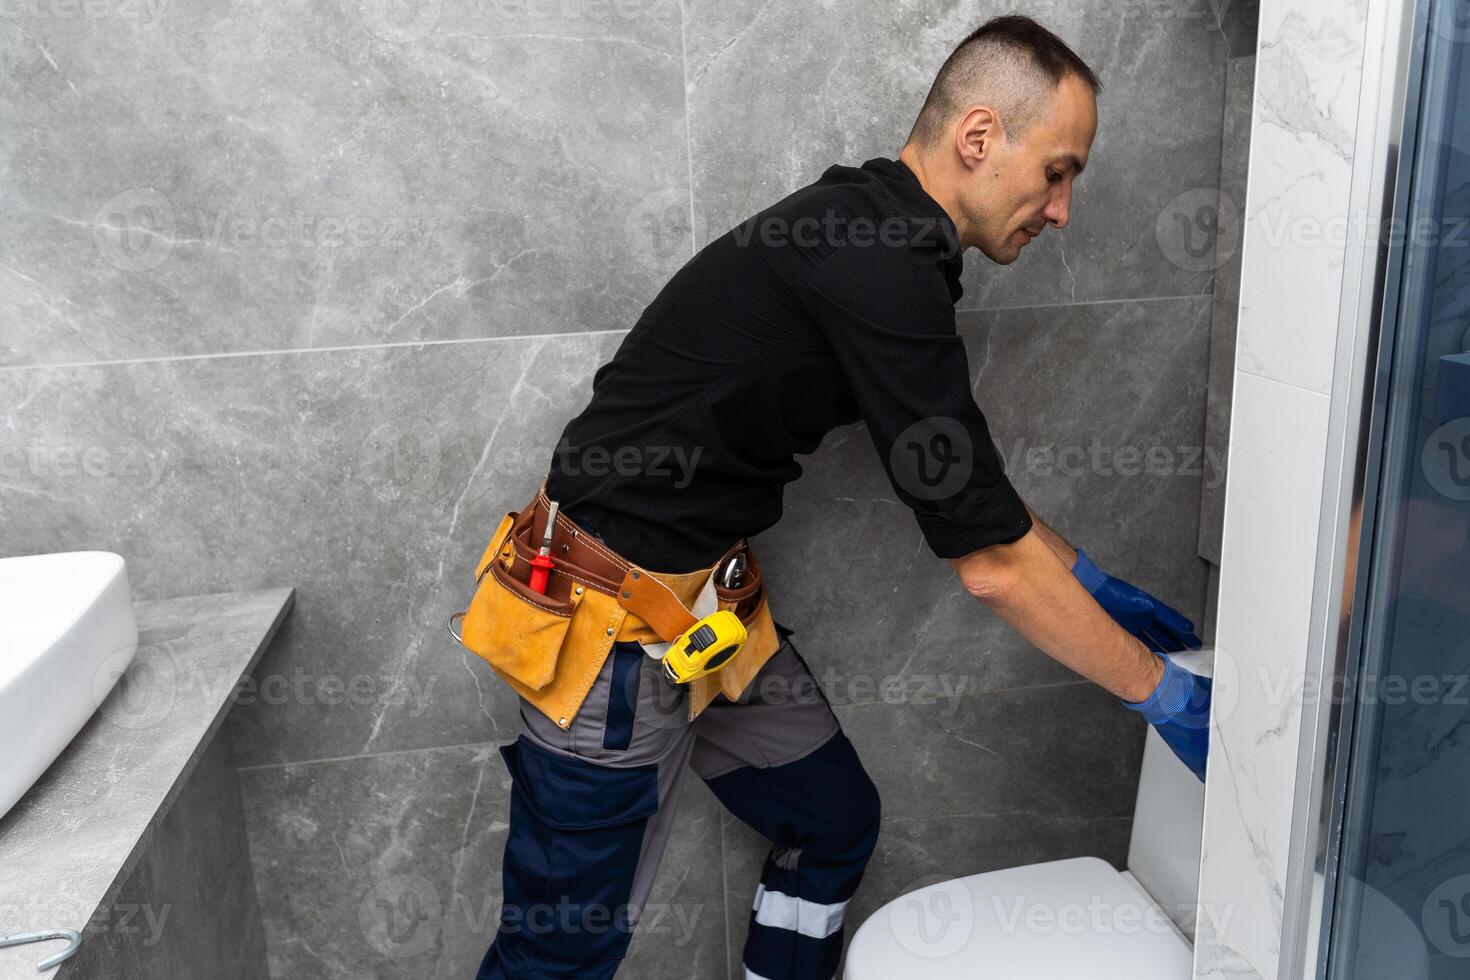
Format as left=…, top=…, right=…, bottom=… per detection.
left=704, top=730, right=881, bottom=894
left=704, top=731, right=881, bottom=980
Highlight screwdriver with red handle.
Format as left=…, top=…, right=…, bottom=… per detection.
left=528, top=500, right=559, bottom=594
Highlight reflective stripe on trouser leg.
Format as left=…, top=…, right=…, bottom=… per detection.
left=702, top=729, right=881, bottom=980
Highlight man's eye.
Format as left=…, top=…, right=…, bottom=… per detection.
left=1046, top=170, right=1061, bottom=183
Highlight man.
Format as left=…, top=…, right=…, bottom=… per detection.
left=475, top=15, right=1212, bottom=980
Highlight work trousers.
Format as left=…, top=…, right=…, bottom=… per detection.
left=474, top=620, right=882, bottom=980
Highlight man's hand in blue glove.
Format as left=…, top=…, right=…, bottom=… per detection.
left=1122, top=654, right=1212, bottom=781
left=1071, top=549, right=1202, bottom=654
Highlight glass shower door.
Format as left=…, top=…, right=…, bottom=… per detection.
left=1324, top=0, right=1470, bottom=975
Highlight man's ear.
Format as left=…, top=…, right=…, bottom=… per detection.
left=954, top=104, right=1001, bottom=171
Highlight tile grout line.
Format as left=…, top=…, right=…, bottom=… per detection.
left=678, top=6, right=730, bottom=971
left=0, top=294, right=1219, bottom=375
left=234, top=736, right=505, bottom=773
left=830, top=678, right=1096, bottom=712
left=883, top=810, right=1134, bottom=827
left=718, top=809, right=732, bottom=980
left=0, top=327, right=631, bottom=373
left=955, top=292, right=1211, bottom=316
left=677, top=0, right=699, bottom=263
left=231, top=680, right=1098, bottom=772
left=1190, top=54, right=1238, bottom=584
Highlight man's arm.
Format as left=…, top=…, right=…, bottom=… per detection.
left=949, top=528, right=1164, bottom=702
left=1017, top=500, right=1202, bottom=654
left=1023, top=504, right=1077, bottom=568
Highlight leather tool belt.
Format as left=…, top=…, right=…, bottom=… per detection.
left=449, top=483, right=781, bottom=730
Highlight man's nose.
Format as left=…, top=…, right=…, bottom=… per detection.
left=1046, top=187, right=1072, bottom=229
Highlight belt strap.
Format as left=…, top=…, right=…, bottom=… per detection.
left=525, top=484, right=757, bottom=645
left=617, top=567, right=699, bottom=640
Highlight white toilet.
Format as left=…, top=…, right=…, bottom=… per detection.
left=844, top=650, right=1213, bottom=979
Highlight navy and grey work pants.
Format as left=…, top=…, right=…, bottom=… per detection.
left=474, top=619, right=882, bottom=980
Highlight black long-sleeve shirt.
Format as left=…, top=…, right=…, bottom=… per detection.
left=545, top=156, right=1033, bottom=572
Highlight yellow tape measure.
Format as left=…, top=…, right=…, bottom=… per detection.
left=662, top=610, right=747, bottom=685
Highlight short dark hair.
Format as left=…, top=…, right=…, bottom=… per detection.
left=907, top=15, right=1102, bottom=148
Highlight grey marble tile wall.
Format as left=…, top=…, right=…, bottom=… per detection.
left=1, top=2, right=691, bottom=366
left=2, top=2, right=1235, bottom=976
left=683, top=2, right=1229, bottom=308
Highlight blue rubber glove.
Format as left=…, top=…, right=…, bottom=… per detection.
left=1072, top=549, right=1202, bottom=654
left=1122, top=654, right=1212, bottom=782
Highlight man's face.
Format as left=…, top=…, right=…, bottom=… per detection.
left=967, top=74, right=1097, bottom=264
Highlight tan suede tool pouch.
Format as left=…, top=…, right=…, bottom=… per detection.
left=456, top=506, right=629, bottom=729
left=454, top=488, right=785, bottom=729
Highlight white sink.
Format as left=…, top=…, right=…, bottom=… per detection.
left=0, top=552, right=139, bottom=821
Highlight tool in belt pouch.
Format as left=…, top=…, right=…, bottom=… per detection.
left=447, top=487, right=781, bottom=730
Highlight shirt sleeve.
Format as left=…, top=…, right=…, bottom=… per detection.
left=801, top=240, right=1033, bottom=558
